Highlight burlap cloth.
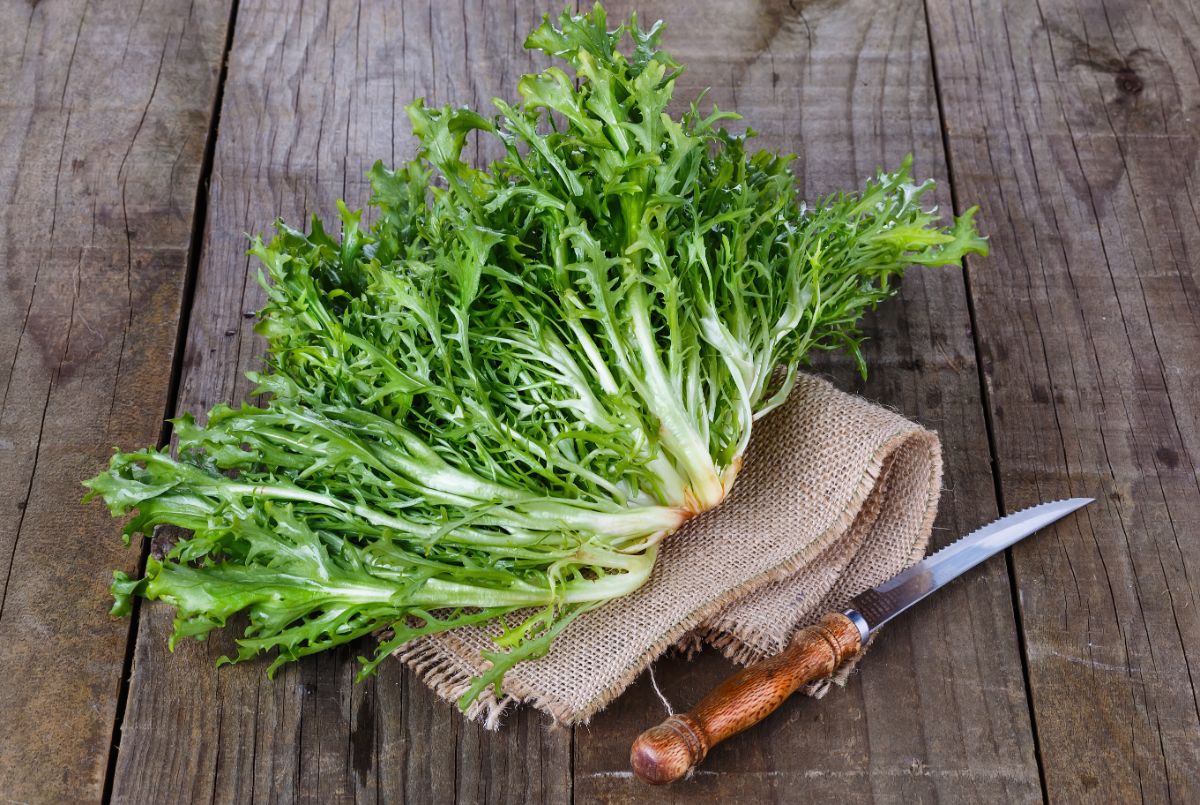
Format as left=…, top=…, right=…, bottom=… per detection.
left=394, top=373, right=942, bottom=728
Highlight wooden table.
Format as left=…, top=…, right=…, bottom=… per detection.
left=2, top=0, right=1198, bottom=801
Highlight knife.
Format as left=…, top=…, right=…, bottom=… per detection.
left=629, top=497, right=1093, bottom=785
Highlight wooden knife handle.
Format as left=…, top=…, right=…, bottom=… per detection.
left=630, top=612, right=863, bottom=785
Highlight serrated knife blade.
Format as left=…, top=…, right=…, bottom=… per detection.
left=841, top=497, right=1094, bottom=642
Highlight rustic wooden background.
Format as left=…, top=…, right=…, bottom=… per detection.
left=2, top=0, right=1198, bottom=802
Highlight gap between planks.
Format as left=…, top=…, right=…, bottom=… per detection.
left=916, top=0, right=1052, bottom=802
left=99, top=3, right=244, bottom=803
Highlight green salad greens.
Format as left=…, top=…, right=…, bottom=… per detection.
left=85, top=4, right=986, bottom=707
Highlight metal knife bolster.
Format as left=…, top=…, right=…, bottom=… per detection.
left=842, top=608, right=871, bottom=645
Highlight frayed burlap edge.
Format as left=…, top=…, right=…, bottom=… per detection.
left=393, top=419, right=941, bottom=729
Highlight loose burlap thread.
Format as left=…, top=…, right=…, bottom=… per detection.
left=394, top=374, right=942, bottom=728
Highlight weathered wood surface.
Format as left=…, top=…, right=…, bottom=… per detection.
left=4, top=0, right=1198, bottom=802
left=927, top=0, right=1200, bottom=800
left=0, top=1, right=232, bottom=801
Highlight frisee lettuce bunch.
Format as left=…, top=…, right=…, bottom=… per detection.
left=84, top=3, right=986, bottom=708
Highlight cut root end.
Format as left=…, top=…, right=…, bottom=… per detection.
left=677, top=456, right=743, bottom=519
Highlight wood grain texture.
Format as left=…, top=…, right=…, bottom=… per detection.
left=577, top=0, right=1043, bottom=802
left=0, top=1, right=231, bottom=800
left=59, top=0, right=1200, bottom=801
left=632, top=613, right=862, bottom=785
left=109, top=2, right=573, bottom=803
left=926, top=0, right=1200, bottom=800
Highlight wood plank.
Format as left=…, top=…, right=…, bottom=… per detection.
left=575, top=1, right=1042, bottom=801
left=926, top=0, right=1200, bottom=800
left=0, top=1, right=232, bottom=801
left=109, top=2, right=573, bottom=803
